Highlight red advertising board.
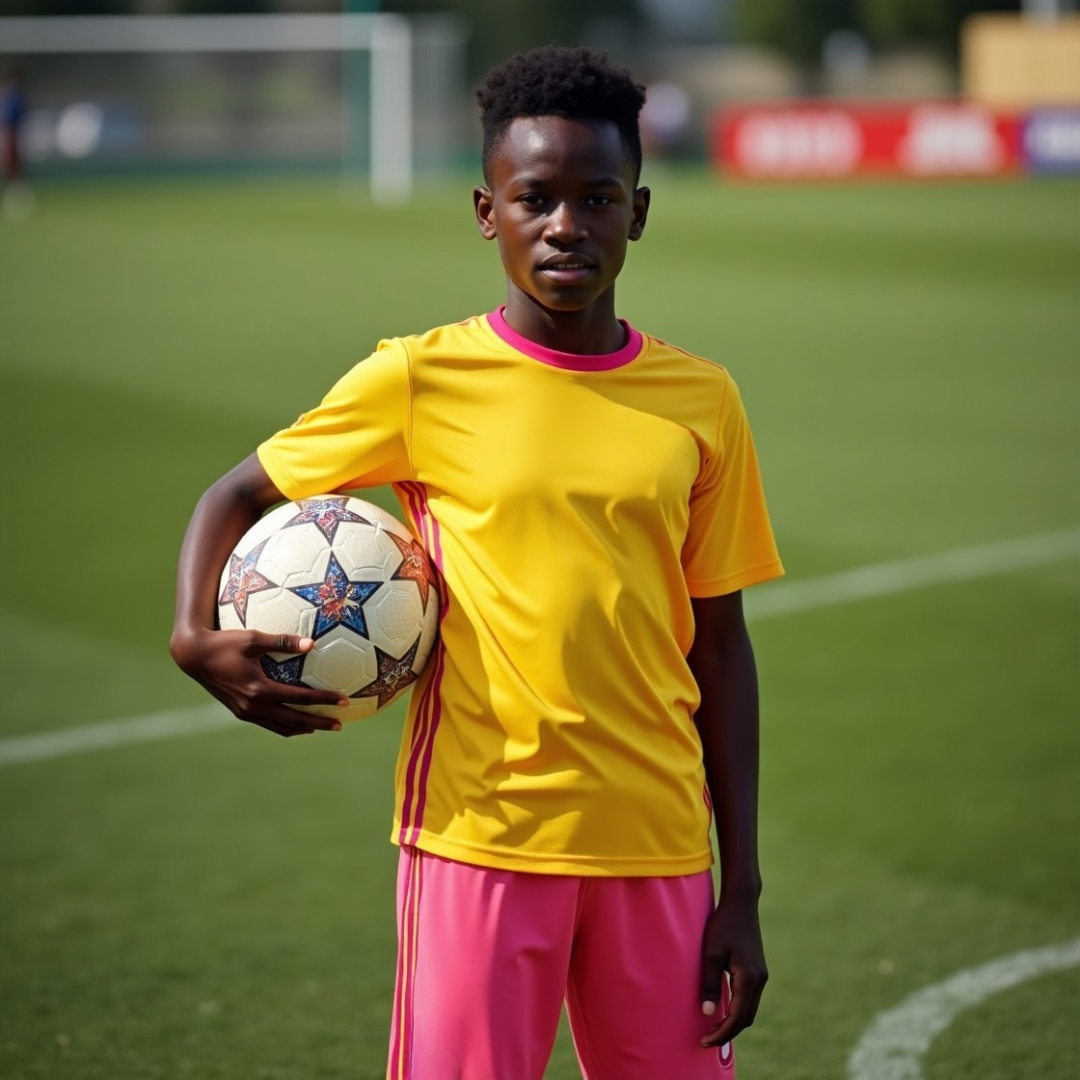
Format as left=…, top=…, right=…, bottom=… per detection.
left=714, top=103, right=1023, bottom=180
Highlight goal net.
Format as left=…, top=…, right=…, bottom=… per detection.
left=0, top=13, right=468, bottom=203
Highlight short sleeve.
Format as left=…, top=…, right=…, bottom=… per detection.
left=682, top=375, right=784, bottom=597
left=257, top=338, right=413, bottom=500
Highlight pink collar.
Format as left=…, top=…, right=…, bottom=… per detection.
left=486, top=307, right=642, bottom=372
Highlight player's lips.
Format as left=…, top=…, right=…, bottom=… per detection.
left=538, top=254, right=595, bottom=282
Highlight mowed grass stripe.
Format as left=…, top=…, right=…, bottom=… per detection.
left=3, top=524, right=1076, bottom=766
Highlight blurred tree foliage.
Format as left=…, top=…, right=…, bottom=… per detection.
left=733, top=0, right=1022, bottom=66
left=1, top=0, right=133, bottom=12
left=176, top=1, right=276, bottom=12
left=0, top=1, right=276, bottom=13
left=387, top=0, right=644, bottom=79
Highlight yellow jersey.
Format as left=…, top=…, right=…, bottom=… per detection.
left=258, top=310, right=783, bottom=876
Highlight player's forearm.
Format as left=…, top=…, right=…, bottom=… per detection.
left=170, top=453, right=282, bottom=656
left=688, top=595, right=763, bottom=897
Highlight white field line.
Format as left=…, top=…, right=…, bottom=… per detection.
left=745, top=526, right=1080, bottom=620
left=847, top=937, right=1080, bottom=1080
left=1, top=526, right=1077, bottom=768
left=0, top=703, right=233, bottom=766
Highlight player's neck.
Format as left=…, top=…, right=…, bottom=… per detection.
left=502, top=290, right=626, bottom=356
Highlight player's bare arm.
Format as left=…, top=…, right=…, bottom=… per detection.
left=170, top=452, right=348, bottom=737
left=688, top=590, right=769, bottom=1049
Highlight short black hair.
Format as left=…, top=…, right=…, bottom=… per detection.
left=476, top=46, right=647, bottom=183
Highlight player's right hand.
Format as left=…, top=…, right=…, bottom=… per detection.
left=170, top=627, right=349, bottom=738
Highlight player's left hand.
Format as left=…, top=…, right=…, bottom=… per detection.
left=699, top=889, right=768, bottom=1049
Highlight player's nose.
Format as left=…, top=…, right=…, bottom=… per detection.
left=544, top=201, right=585, bottom=244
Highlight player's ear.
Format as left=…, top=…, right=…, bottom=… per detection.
left=629, top=185, right=650, bottom=242
left=474, top=185, right=497, bottom=240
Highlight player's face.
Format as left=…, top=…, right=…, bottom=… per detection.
left=473, top=116, right=649, bottom=319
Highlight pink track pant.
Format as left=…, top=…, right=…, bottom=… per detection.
left=388, top=847, right=736, bottom=1080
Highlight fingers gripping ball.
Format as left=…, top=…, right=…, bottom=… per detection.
left=218, top=496, right=440, bottom=721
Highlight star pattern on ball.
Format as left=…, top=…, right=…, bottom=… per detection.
left=352, top=638, right=421, bottom=709
left=388, top=532, right=437, bottom=612
left=288, top=553, right=381, bottom=640
left=218, top=539, right=277, bottom=627
left=261, top=653, right=306, bottom=686
left=283, top=497, right=370, bottom=544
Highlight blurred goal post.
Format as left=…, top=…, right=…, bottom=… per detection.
left=0, top=14, right=465, bottom=203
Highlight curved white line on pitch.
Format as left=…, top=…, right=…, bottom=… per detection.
left=1, top=526, right=1077, bottom=767
left=847, top=937, right=1080, bottom=1080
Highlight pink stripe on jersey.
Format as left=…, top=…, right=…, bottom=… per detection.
left=405, top=647, right=445, bottom=846
left=397, top=482, right=420, bottom=538
left=407, top=502, right=448, bottom=842
left=396, top=481, right=446, bottom=606
left=394, top=481, right=449, bottom=847
left=486, top=306, right=643, bottom=372
left=398, top=647, right=443, bottom=846
left=395, top=481, right=434, bottom=758
left=396, top=482, right=430, bottom=561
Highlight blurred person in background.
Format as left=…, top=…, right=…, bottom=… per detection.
left=1, top=69, right=34, bottom=222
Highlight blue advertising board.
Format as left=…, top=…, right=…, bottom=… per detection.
left=1024, top=110, right=1080, bottom=173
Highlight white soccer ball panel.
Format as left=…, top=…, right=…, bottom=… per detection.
left=259, top=525, right=329, bottom=584
left=245, top=589, right=315, bottom=639
left=279, top=557, right=334, bottom=592
left=349, top=498, right=414, bottom=540
left=304, top=629, right=377, bottom=696
left=334, top=524, right=395, bottom=579
left=366, top=582, right=424, bottom=655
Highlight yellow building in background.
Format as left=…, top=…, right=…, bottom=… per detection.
left=964, top=14, right=1080, bottom=107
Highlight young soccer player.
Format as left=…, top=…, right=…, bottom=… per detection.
left=172, top=46, right=783, bottom=1080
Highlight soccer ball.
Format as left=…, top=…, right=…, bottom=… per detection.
left=217, top=495, right=439, bottom=722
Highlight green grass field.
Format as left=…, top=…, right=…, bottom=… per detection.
left=1, top=172, right=1078, bottom=1080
